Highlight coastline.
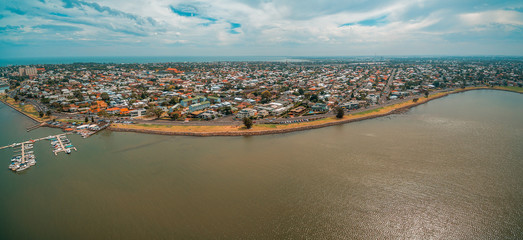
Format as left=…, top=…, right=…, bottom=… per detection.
left=108, top=87, right=523, bottom=137
left=1, top=87, right=521, bottom=137
left=0, top=96, right=43, bottom=123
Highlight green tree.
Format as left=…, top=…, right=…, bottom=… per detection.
left=74, top=90, right=84, bottom=101
left=298, top=88, right=305, bottom=95
left=97, top=110, right=108, bottom=117
left=85, top=116, right=89, bottom=123
left=335, top=107, right=344, bottom=119
left=220, top=106, right=232, bottom=115
left=38, top=111, right=44, bottom=118
left=169, top=111, right=180, bottom=120
left=101, top=92, right=110, bottom=101
left=310, top=94, right=319, bottom=102
left=148, top=107, right=164, bottom=119
left=46, top=110, right=52, bottom=116
left=243, top=117, right=253, bottom=129
left=169, top=97, right=179, bottom=105
left=413, top=98, right=419, bottom=103
left=261, top=90, right=271, bottom=103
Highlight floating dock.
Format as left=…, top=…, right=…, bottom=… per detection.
left=1, top=133, right=76, bottom=172
left=49, top=135, right=77, bottom=155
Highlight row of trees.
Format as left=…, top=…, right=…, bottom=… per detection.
left=38, top=110, right=52, bottom=118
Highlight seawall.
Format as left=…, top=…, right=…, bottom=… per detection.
left=0, top=98, right=42, bottom=123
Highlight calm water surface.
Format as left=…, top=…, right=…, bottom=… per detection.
left=0, top=90, right=522, bottom=239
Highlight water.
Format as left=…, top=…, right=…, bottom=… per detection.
left=0, top=90, right=522, bottom=239
left=0, top=56, right=305, bottom=67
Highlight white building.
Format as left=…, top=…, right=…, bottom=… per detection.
left=19, top=67, right=37, bottom=76
left=130, top=109, right=147, bottom=118
left=236, top=108, right=257, bottom=119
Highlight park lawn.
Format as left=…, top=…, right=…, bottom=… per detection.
left=494, top=86, right=523, bottom=93
left=113, top=123, right=243, bottom=133
left=3, top=97, right=50, bottom=121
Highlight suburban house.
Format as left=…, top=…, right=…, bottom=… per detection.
left=130, top=109, right=147, bottom=118
left=236, top=108, right=257, bottom=119
left=340, top=100, right=360, bottom=110
left=181, top=96, right=207, bottom=107
left=311, top=103, right=329, bottom=112
left=188, top=101, right=210, bottom=113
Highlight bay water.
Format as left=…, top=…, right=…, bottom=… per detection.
left=0, top=90, right=522, bottom=239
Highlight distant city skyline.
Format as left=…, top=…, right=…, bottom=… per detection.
left=1, top=0, right=523, bottom=58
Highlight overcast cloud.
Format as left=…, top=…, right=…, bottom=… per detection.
left=1, top=0, right=522, bottom=57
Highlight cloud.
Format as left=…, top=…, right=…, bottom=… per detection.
left=34, top=24, right=83, bottom=32
left=60, top=0, right=157, bottom=26
left=5, top=7, right=26, bottom=15
left=460, top=10, right=523, bottom=26
left=1, top=0, right=522, bottom=57
left=169, top=5, right=199, bottom=17
left=169, top=4, right=217, bottom=23
left=0, top=25, right=24, bottom=33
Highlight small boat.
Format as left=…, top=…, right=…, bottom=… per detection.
left=16, top=164, right=29, bottom=172
left=66, top=149, right=71, bottom=154
left=9, top=163, right=20, bottom=170
left=27, top=159, right=36, bottom=166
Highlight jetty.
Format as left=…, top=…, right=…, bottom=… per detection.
left=0, top=133, right=76, bottom=172
left=26, top=122, right=45, bottom=132
left=49, top=134, right=77, bottom=155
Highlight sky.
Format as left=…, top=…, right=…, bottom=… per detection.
left=1, top=0, right=523, bottom=58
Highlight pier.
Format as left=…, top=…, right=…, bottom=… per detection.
left=0, top=133, right=76, bottom=172
left=50, top=134, right=77, bottom=155
left=26, top=122, right=45, bottom=132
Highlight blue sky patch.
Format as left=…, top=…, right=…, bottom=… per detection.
left=49, top=12, right=69, bottom=17
left=228, top=22, right=241, bottom=34
left=170, top=5, right=199, bottom=17
left=340, top=15, right=388, bottom=27
left=6, top=7, right=27, bottom=15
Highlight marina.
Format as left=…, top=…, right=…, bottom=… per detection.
left=49, top=134, right=77, bottom=155
left=0, top=133, right=76, bottom=172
